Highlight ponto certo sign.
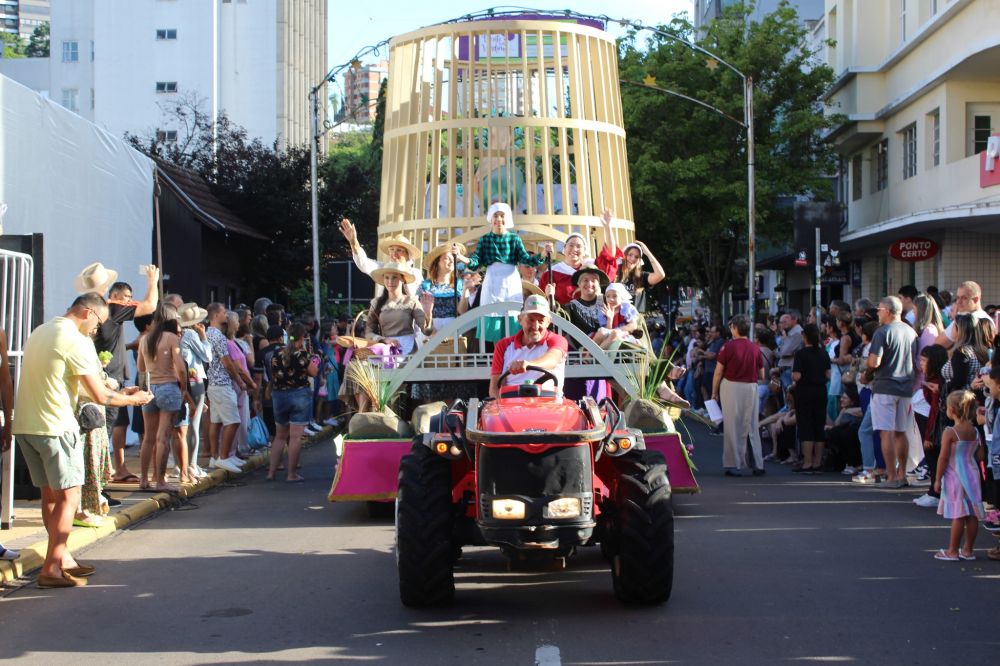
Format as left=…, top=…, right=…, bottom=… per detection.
left=890, top=238, right=939, bottom=262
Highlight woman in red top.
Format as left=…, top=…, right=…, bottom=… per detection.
left=712, top=315, right=766, bottom=476
left=539, top=209, right=618, bottom=305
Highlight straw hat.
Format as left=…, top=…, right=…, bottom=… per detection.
left=423, top=243, right=466, bottom=273
left=522, top=280, right=545, bottom=298
left=74, top=262, right=119, bottom=295
left=377, top=235, right=421, bottom=262
left=370, top=262, right=417, bottom=286
left=177, top=302, right=208, bottom=328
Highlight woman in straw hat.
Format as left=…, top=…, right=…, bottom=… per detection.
left=338, top=218, right=423, bottom=296
left=418, top=244, right=464, bottom=332
left=177, top=303, right=211, bottom=479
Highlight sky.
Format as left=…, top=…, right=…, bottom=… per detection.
left=327, top=1, right=695, bottom=74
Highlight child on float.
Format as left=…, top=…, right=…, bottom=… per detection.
left=932, top=390, right=985, bottom=561
left=592, top=282, right=640, bottom=350
left=451, top=202, right=553, bottom=343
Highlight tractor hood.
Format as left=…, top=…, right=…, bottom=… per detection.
left=477, top=397, right=590, bottom=435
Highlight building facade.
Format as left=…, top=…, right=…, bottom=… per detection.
left=1, top=0, right=326, bottom=149
left=818, top=0, right=1000, bottom=303
left=340, top=60, right=386, bottom=124
left=694, top=0, right=824, bottom=28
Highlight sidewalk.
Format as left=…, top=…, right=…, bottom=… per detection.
left=0, top=428, right=339, bottom=585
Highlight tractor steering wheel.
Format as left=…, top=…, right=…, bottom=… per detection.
left=496, top=363, right=559, bottom=389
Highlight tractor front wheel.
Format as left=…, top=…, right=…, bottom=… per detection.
left=396, top=442, right=456, bottom=607
left=609, top=449, right=674, bottom=604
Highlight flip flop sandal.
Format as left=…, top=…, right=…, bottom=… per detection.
left=933, top=549, right=959, bottom=561
left=112, top=474, right=141, bottom=484
left=959, top=551, right=976, bottom=561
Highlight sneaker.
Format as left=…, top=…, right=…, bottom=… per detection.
left=913, top=494, right=939, bottom=508
left=852, top=471, right=876, bottom=484
left=0, top=546, right=19, bottom=561
left=215, top=457, right=243, bottom=474
left=208, top=457, right=219, bottom=469
left=323, top=417, right=342, bottom=427
left=983, top=511, right=1000, bottom=533
left=225, top=455, right=246, bottom=468
left=842, top=465, right=859, bottom=476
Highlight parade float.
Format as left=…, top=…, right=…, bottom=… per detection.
left=328, top=14, right=697, bottom=513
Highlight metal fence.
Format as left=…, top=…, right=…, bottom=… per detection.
left=1, top=248, right=34, bottom=529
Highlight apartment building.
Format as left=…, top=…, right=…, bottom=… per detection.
left=0, top=0, right=326, bottom=150
left=340, top=60, right=386, bottom=124
left=819, top=0, right=1000, bottom=302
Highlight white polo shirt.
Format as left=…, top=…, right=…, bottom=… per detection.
left=943, top=308, right=992, bottom=341
left=491, top=329, right=568, bottom=390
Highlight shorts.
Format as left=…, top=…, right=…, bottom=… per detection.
left=272, top=387, right=312, bottom=427
left=176, top=382, right=205, bottom=427
left=207, top=383, right=241, bottom=426
left=142, top=382, right=183, bottom=414
left=870, top=393, right=911, bottom=432
left=105, top=404, right=129, bottom=432
left=16, top=431, right=85, bottom=489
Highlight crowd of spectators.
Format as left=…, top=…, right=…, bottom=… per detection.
left=672, top=281, right=1000, bottom=562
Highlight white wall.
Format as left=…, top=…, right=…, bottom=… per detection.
left=49, top=0, right=94, bottom=119
left=219, top=0, right=277, bottom=144
left=0, top=74, right=154, bottom=321
left=93, top=0, right=216, bottom=142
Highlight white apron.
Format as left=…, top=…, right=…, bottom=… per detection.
left=481, top=262, right=523, bottom=315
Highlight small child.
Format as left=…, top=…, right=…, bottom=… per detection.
left=932, top=390, right=986, bottom=561
left=592, top=283, right=640, bottom=349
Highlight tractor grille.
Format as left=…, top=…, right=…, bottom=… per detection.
left=478, top=445, right=592, bottom=499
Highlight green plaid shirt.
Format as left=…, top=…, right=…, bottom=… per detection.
left=465, top=231, right=545, bottom=271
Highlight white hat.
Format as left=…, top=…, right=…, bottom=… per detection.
left=562, top=232, right=587, bottom=255
left=74, top=262, right=119, bottom=295
left=605, top=282, right=632, bottom=303
left=486, top=202, right=514, bottom=229
left=521, top=294, right=551, bottom=317
left=177, top=302, right=208, bottom=328
left=623, top=243, right=642, bottom=258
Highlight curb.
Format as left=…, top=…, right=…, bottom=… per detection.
left=0, top=450, right=271, bottom=585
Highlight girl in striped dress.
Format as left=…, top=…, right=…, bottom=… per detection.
left=933, top=390, right=986, bottom=561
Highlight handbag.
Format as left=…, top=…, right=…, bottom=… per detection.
left=247, top=415, right=270, bottom=450
left=77, top=402, right=106, bottom=431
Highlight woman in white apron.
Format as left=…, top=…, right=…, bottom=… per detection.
left=452, top=203, right=553, bottom=343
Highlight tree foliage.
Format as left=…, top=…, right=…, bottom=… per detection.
left=125, top=82, right=386, bottom=306
left=1, top=31, right=26, bottom=59
left=619, top=1, right=839, bottom=319
left=26, top=22, right=49, bottom=58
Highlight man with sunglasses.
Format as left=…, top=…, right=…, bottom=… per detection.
left=13, top=293, right=152, bottom=588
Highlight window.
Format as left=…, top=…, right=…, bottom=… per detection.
left=155, top=81, right=178, bottom=93
left=973, top=115, right=992, bottom=154
left=156, top=29, right=178, bottom=40
left=90, top=88, right=94, bottom=110
left=156, top=130, right=178, bottom=143
left=851, top=154, right=863, bottom=201
left=901, top=123, right=917, bottom=179
left=61, top=40, right=79, bottom=62
left=60, top=88, right=79, bottom=112
left=871, top=139, right=888, bottom=193
left=931, top=109, right=940, bottom=167
left=900, top=0, right=907, bottom=42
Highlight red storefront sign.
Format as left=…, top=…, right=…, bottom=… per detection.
left=889, top=238, right=938, bottom=262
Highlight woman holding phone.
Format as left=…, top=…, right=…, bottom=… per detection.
left=267, top=322, right=319, bottom=482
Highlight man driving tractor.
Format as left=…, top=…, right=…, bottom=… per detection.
left=489, top=295, right=569, bottom=398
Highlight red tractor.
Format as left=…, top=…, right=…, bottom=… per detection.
left=395, top=367, right=674, bottom=606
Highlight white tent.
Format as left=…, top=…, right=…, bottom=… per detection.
left=0, top=73, right=154, bottom=321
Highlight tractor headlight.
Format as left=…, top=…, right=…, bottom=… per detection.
left=491, top=499, right=526, bottom=520
left=545, top=497, right=582, bottom=519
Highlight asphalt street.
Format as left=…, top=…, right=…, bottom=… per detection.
left=0, top=423, right=996, bottom=665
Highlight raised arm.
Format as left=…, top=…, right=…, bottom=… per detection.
left=134, top=264, right=161, bottom=317
left=634, top=241, right=665, bottom=286
left=340, top=218, right=378, bottom=275
left=599, top=208, right=616, bottom=258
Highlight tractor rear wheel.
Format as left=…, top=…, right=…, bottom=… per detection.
left=610, top=449, right=674, bottom=604
left=396, top=442, right=455, bottom=607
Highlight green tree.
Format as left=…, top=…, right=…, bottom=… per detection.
left=1, top=31, right=26, bottom=59
left=26, top=22, right=49, bottom=57
left=619, top=1, right=839, bottom=320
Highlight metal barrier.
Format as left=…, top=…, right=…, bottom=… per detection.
left=1, top=248, right=34, bottom=530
